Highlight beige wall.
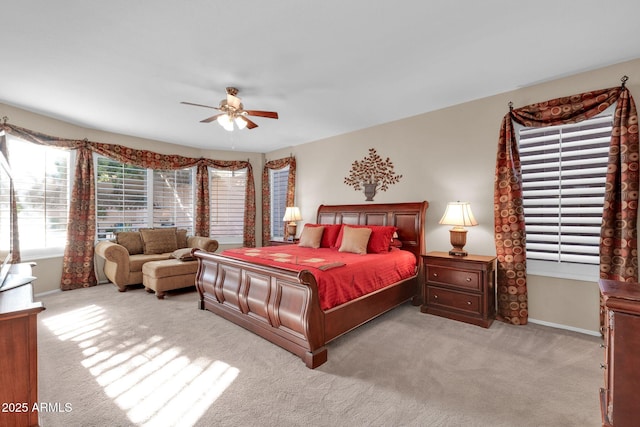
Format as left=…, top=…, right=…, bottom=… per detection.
left=5, top=58, right=639, bottom=333
left=267, top=58, right=640, bottom=334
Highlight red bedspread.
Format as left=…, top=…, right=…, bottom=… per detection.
left=221, top=245, right=417, bottom=310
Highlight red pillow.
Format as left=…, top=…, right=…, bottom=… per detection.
left=303, top=223, right=342, bottom=248
left=335, top=225, right=397, bottom=254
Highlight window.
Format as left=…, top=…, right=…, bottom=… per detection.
left=152, top=169, right=194, bottom=230
left=270, top=166, right=289, bottom=238
left=210, top=168, right=247, bottom=243
left=5, top=135, right=72, bottom=256
left=96, top=156, right=195, bottom=240
left=518, top=111, right=612, bottom=280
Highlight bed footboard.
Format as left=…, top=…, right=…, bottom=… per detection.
left=193, top=249, right=328, bottom=368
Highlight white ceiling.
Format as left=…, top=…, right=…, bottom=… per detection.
left=2, top=1, right=640, bottom=153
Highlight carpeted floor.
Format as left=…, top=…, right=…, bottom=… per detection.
left=36, top=284, right=602, bottom=427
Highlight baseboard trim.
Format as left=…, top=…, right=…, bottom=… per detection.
left=35, top=289, right=62, bottom=298
left=528, top=317, right=601, bottom=337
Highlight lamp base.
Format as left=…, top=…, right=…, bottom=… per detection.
left=286, top=222, right=297, bottom=241
left=448, top=248, right=469, bottom=257
left=448, top=228, right=468, bottom=257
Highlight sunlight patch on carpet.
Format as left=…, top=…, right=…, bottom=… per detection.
left=42, top=304, right=240, bottom=426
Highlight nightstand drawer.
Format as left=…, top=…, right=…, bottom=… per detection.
left=426, top=265, right=480, bottom=291
left=427, top=287, right=481, bottom=316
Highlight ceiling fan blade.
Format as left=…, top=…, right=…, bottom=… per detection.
left=239, top=116, right=258, bottom=129
left=244, top=110, right=279, bottom=119
left=181, top=101, right=220, bottom=110
left=200, top=113, right=224, bottom=123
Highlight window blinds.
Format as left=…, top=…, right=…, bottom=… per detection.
left=519, top=114, right=611, bottom=265
left=209, top=168, right=247, bottom=242
left=152, top=169, right=194, bottom=233
left=270, top=166, right=289, bottom=238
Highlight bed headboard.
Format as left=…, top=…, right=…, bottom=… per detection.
left=316, top=201, right=428, bottom=260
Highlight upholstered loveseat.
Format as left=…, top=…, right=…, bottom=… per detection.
left=94, top=227, right=218, bottom=292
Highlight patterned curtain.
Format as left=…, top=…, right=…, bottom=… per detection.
left=0, top=123, right=257, bottom=288
left=195, top=162, right=210, bottom=237
left=494, top=85, right=638, bottom=325
left=61, top=145, right=97, bottom=290
left=262, top=156, right=296, bottom=246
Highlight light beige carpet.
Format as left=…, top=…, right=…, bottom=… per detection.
left=36, top=284, right=602, bottom=427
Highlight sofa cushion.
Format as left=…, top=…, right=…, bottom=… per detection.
left=140, top=228, right=178, bottom=255
left=177, top=229, right=188, bottom=249
left=116, top=231, right=144, bottom=255
left=129, top=253, right=172, bottom=272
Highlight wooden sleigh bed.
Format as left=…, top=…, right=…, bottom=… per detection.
left=193, top=201, right=428, bottom=368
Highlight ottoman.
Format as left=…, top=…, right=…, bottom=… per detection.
left=142, top=258, right=199, bottom=299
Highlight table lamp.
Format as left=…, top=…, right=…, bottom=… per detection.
left=439, top=201, right=478, bottom=256
left=283, top=207, right=302, bottom=240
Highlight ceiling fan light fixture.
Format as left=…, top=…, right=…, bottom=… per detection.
left=216, top=114, right=234, bottom=131
left=235, top=116, right=247, bottom=130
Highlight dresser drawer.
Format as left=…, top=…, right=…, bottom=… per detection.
left=427, top=287, right=481, bottom=316
left=426, top=265, right=481, bottom=291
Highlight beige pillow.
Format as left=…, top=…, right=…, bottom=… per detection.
left=140, top=228, right=178, bottom=254
left=298, top=225, right=324, bottom=248
left=116, top=231, right=143, bottom=255
left=171, top=248, right=195, bottom=261
left=338, top=226, right=372, bottom=255
left=176, top=229, right=188, bottom=249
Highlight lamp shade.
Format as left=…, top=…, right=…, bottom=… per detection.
left=283, top=206, right=302, bottom=222
left=439, top=202, right=478, bottom=227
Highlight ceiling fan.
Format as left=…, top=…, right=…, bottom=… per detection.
left=181, top=87, right=279, bottom=131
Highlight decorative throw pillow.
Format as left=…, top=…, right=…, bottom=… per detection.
left=140, top=228, right=178, bottom=254
left=116, top=231, right=144, bottom=255
left=303, top=223, right=342, bottom=248
left=176, top=229, right=188, bottom=249
left=298, top=225, right=325, bottom=248
left=171, top=248, right=195, bottom=261
left=335, top=225, right=397, bottom=253
left=338, top=226, right=372, bottom=255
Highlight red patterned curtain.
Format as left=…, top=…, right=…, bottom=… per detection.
left=61, top=145, right=97, bottom=289
left=495, top=85, right=638, bottom=325
left=262, top=156, right=296, bottom=246
left=0, top=123, right=257, bottom=289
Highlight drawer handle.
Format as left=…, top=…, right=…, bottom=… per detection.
left=600, top=343, right=606, bottom=349
left=467, top=301, right=472, bottom=305
left=600, top=363, right=606, bottom=369
left=466, top=277, right=472, bottom=282
left=434, top=295, right=438, bottom=299
left=433, top=273, right=438, bottom=278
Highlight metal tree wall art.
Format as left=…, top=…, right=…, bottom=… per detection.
left=344, top=148, right=403, bottom=201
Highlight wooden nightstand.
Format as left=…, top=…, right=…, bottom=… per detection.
left=268, top=238, right=299, bottom=246
left=420, top=251, right=496, bottom=328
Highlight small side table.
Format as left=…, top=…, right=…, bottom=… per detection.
left=420, top=251, right=496, bottom=328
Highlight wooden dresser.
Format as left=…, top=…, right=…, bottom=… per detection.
left=421, top=251, right=496, bottom=328
left=598, top=279, right=640, bottom=427
left=0, top=264, right=42, bottom=427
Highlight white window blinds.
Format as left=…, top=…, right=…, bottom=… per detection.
left=209, top=168, right=247, bottom=243
left=519, top=114, right=612, bottom=266
left=7, top=136, right=70, bottom=250
left=96, top=157, right=148, bottom=239
left=270, top=166, right=289, bottom=238
left=152, top=169, right=194, bottom=232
